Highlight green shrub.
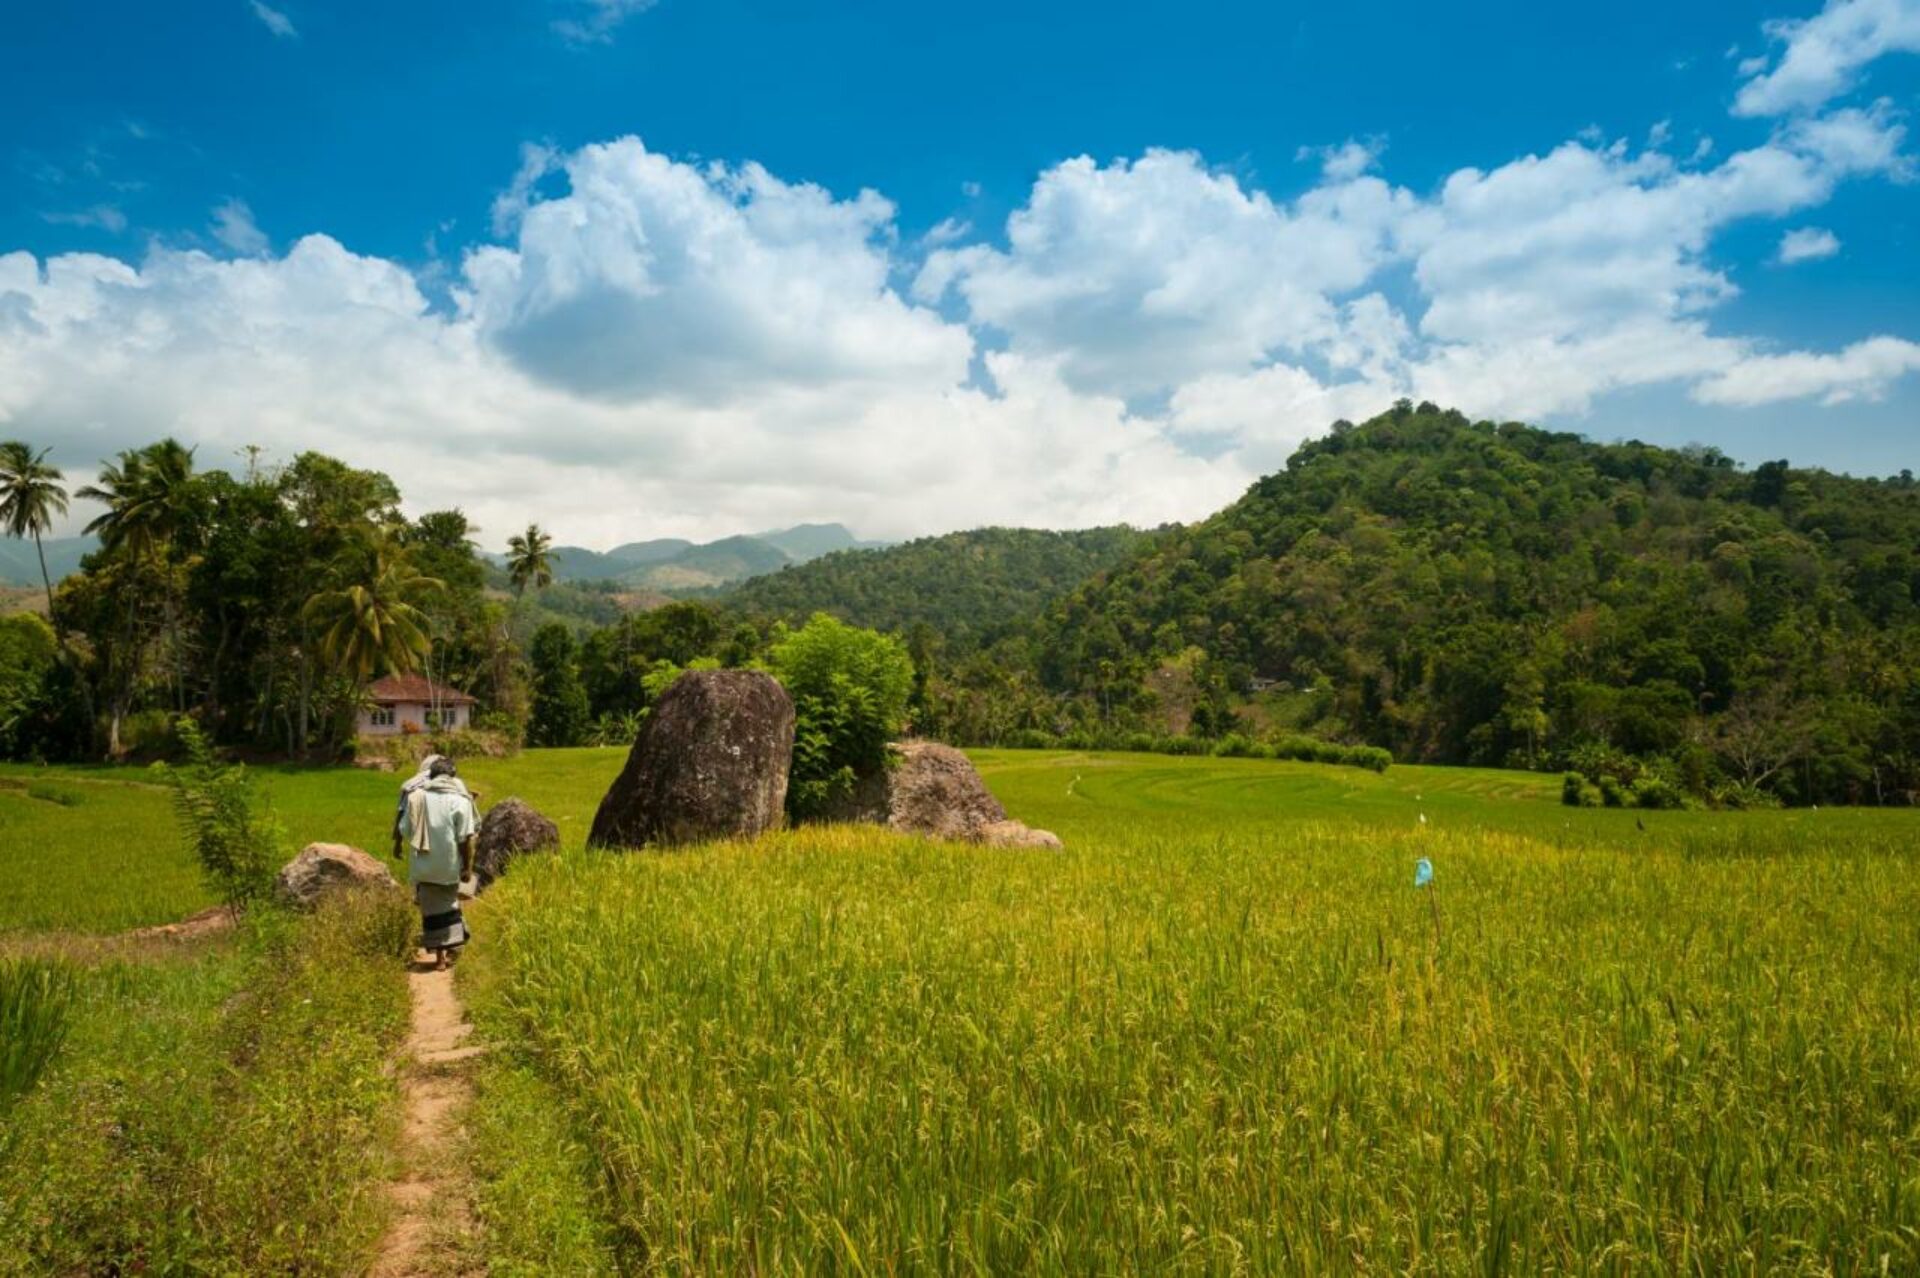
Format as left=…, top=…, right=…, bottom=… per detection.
left=1562, top=772, right=1604, bottom=807
left=771, top=614, right=915, bottom=819
left=1714, top=782, right=1784, bottom=810
left=1598, top=776, right=1627, bottom=808
left=120, top=708, right=184, bottom=762
left=586, top=710, right=644, bottom=748
left=1630, top=776, right=1688, bottom=810
left=983, top=725, right=1392, bottom=773
left=1565, top=741, right=1640, bottom=787
left=353, top=725, right=518, bottom=773
left=1004, top=728, right=1058, bottom=750
left=472, top=708, right=527, bottom=745
left=430, top=726, right=519, bottom=759
left=1353, top=746, right=1394, bottom=773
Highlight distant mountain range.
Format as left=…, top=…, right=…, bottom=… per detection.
left=487, top=523, right=891, bottom=594
left=0, top=536, right=94, bottom=589
left=0, top=524, right=887, bottom=594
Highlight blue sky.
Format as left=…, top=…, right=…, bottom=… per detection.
left=3, top=0, right=1916, bottom=545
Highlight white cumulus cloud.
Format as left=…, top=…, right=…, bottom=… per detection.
left=1734, top=0, right=1920, bottom=116
left=916, top=148, right=1415, bottom=399
left=1693, top=335, right=1920, bottom=403
left=463, top=137, right=972, bottom=402
left=1778, top=225, right=1842, bottom=260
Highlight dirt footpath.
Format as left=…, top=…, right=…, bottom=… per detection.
left=368, top=958, right=486, bottom=1277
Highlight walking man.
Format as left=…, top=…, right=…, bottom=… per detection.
left=395, top=755, right=477, bottom=967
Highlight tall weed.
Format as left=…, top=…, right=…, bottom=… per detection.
left=156, top=719, right=280, bottom=909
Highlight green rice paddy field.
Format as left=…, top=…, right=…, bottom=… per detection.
left=3, top=749, right=1919, bottom=1272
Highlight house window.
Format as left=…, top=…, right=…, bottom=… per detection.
left=368, top=707, right=396, bottom=727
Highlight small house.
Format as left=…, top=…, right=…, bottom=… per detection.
left=358, top=674, right=477, bottom=737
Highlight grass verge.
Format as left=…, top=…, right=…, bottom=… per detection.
left=464, top=1051, right=622, bottom=1276
left=0, top=891, right=413, bottom=1275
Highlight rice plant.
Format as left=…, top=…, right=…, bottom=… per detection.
left=466, top=762, right=1920, bottom=1274
left=0, top=957, right=75, bottom=1107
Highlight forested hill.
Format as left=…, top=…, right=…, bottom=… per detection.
left=1029, top=403, right=1920, bottom=802
left=722, top=526, right=1153, bottom=646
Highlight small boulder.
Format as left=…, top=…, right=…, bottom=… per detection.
left=979, top=819, right=1065, bottom=850
left=275, top=842, right=400, bottom=909
left=473, top=797, right=559, bottom=890
left=588, top=669, right=796, bottom=849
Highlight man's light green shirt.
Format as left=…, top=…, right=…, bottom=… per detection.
left=400, top=788, right=476, bottom=886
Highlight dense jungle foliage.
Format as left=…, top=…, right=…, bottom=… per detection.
left=722, top=526, right=1150, bottom=646
left=1024, top=403, right=1920, bottom=805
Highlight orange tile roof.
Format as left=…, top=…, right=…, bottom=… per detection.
left=367, top=674, right=477, bottom=705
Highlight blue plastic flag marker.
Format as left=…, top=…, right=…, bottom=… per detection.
left=1415, top=857, right=1441, bottom=950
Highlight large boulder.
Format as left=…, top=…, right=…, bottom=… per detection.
left=588, top=669, right=795, bottom=849
left=473, top=797, right=559, bottom=890
left=854, top=741, right=1065, bottom=849
left=275, top=842, right=401, bottom=908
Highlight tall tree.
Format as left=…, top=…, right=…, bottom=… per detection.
left=526, top=622, right=590, bottom=747
left=506, top=523, right=554, bottom=597
left=281, top=452, right=403, bottom=753
left=0, top=442, right=69, bottom=618
left=75, top=440, right=201, bottom=750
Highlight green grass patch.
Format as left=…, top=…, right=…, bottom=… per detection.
left=0, top=771, right=212, bottom=933
left=0, top=893, right=413, bottom=1275
left=0, top=749, right=627, bottom=932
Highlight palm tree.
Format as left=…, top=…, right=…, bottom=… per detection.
left=302, top=543, right=444, bottom=689
left=75, top=438, right=197, bottom=559
left=0, top=441, right=69, bottom=618
left=506, top=523, right=554, bottom=596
